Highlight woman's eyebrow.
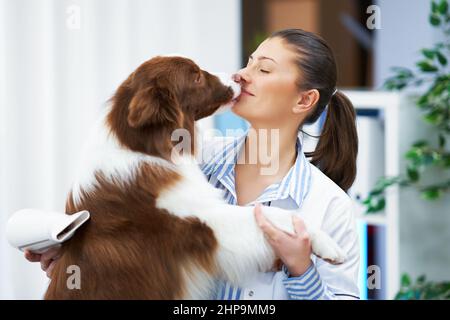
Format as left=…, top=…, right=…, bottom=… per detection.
left=249, top=55, right=277, bottom=64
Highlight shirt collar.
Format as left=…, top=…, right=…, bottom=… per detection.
left=210, top=130, right=312, bottom=208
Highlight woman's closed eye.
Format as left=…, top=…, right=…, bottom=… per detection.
left=245, top=57, right=271, bottom=74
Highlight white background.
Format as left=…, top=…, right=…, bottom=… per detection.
left=0, top=0, right=241, bottom=299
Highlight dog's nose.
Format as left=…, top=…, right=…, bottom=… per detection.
left=232, top=73, right=242, bottom=83
left=211, top=72, right=241, bottom=99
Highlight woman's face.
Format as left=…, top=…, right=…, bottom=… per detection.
left=232, top=37, right=303, bottom=127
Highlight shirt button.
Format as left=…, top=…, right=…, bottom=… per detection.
left=248, top=290, right=254, bottom=297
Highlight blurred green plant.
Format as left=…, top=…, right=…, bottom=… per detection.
left=395, top=273, right=450, bottom=300
left=245, top=31, right=268, bottom=60
left=364, top=0, right=450, bottom=213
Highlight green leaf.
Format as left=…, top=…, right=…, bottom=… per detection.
left=392, top=67, right=414, bottom=78
left=417, top=275, right=427, bottom=284
left=422, top=49, right=436, bottom=59
left=442, top=154, right=450, bottom=167
left=394, top=292, right=404, bottom=300
left=368, top=188, right=383, bottom=197
left=412, top=140, right=428, bottom=148
left=424, top=109, right=443, bottom=125
left=432, top=0, right=439, bottom=13
left=436, top=51, right=448, bottom=66
left=383, top=74, right=411, bottom=90
left=432, top=151, right=443, bottom=164
left=438, top=0, right=449, bottom=14
left=396, top=272, right=450, bottom=300
left=417, top=95, right=429, bottom=107
left=438, top=134, right=446, bottom=148
left=372, top=198, right=386, bottom=212
left=383, top=78, right=405, bottom=91
left=366, top=206, right=375, bottom=214
left=407, top=166, right=420, bottom=182
left=417, top=60, right=439, bottom=72
left=430, top=14, right=442, bottom=26
left=401, top=274, right=412, bottom=287
left=431, top=82, right=446, bottom=95
left=405, top=150, right=421, bottom=165
left=421, top=187, right=442, bottom=200
left=405, top=145, right=426, bottom=166
left=364, top=194, right=387, bottom=213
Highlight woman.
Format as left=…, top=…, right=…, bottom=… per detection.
left=26, top=28, right=360, bottom=300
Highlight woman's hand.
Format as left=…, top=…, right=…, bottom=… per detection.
left=24, top=245, right=62, bottom=278
left=254, top=203, right=312, bottom=277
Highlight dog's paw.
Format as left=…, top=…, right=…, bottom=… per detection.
left=310, top=230, right=346, bottom=265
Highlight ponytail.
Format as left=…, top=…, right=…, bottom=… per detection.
left=271, top=29, right=358, bottom=192
left=305, top=91, right=358, bottom=192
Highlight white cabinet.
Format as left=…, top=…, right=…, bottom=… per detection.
left=343, top=91, right=450, bottom=299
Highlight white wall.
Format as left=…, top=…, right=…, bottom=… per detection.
left=0, top=0, right=241, bottom=299
left=374, top=0, right=443, bottom=88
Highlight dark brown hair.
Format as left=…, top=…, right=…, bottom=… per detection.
left=271, top=29, right=358, bottom=192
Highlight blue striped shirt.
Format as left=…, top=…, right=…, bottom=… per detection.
left=199, top=131, right=358, bottom=300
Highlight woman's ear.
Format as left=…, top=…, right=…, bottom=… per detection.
left=292, top=89, right=320, bottom=114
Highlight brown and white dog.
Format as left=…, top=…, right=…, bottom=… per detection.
left=44, top=56, right=345, bottom=300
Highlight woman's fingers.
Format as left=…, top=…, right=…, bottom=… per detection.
left=46, top=261, right=56, bottom=279
left=40, top=245, right=62, bottom=261
left=292, top=215, right=307, bottom=236
left=24, top=245, right=62, bottom=279
left=41, top=258, right=52, bottom=272
left=24, top=250, right=42, bottom=262
left=40, top=245, right=62, bottom=271
left=254, top=203, right=283, bottom=242
left=292, top=215, right=311, bottom=249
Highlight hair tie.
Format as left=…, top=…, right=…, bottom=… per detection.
left=332, top=88, right=338, bottom=96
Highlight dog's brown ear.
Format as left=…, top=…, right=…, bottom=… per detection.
left=127, top=84, right=181, bottom=128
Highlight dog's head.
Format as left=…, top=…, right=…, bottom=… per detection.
left=107, top=56, right=240, bottom=157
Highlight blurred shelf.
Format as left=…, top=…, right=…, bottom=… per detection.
left=357, top=212, right=387, bottom=226
left=354, top=200, right=387, bottom=226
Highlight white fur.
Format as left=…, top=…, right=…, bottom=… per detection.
left=156, top=156, right=346, bottom=288
left=71, top=107, right=176, bottom=206
left=72, top=108, right=345, bottom=299
left=210, top=72, right=241, bottom=115
left=180, top=262, right=217, bottom=299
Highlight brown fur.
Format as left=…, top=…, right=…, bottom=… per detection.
left=44, top=56, right=235, bottom=299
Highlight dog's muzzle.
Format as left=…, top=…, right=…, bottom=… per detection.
left=211, top=72, right=241, bottom=99
left=211, top=72, right=241, bottom=115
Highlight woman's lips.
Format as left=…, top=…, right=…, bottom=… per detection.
left=232, top=88, right=254, bottom=106
left=241, top=89, right=255, bottom=96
